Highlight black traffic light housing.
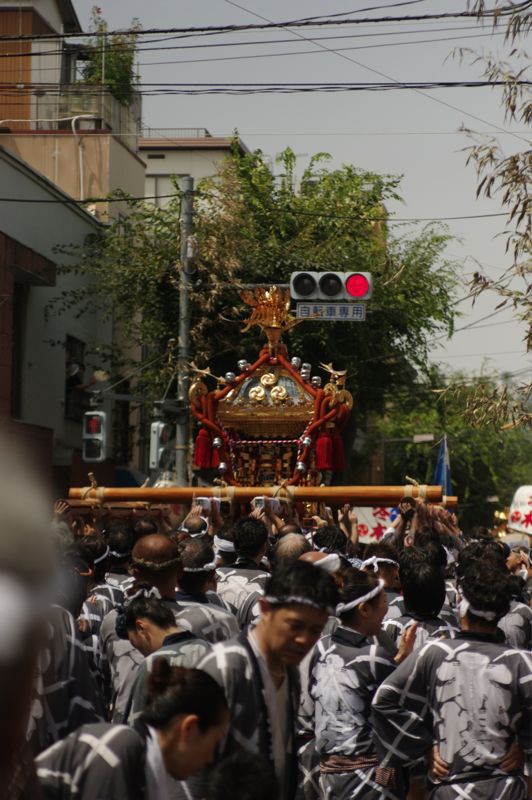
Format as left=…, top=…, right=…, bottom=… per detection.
left=82, top=411, right=107, bottom=462
left=290, top=271, right=372, bottom=301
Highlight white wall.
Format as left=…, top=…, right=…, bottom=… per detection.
left=142, top=148, right=231, bottom=205
left=0, top=146, right=113, bottom=454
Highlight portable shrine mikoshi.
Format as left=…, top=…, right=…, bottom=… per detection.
left=188, top=286, right=355, bottom=487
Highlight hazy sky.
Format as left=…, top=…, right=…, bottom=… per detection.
left=72, top=0, right=530, bottom=382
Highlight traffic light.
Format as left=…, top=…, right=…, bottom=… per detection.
left=82, top=411, right=107, bottom=462
left=149, top=421, right=173, bottom=469
left=290, top=271, right=372, bottom=301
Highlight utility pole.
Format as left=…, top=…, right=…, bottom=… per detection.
left=175, top=176, right=194, bottom=485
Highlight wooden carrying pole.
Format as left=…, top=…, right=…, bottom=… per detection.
left=69, top=484, right=449, bottom=505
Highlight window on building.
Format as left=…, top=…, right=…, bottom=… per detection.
left=65, top=335, right=91, bottom=421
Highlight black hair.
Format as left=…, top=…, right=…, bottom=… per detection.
left=469, top=525, right=492, bottom=541
left=460, top=561, right=512, bottom=623
left=75, top=534, right=108, bottom=581
left=361, top=542, right=398, bottom=561
left=125, top=595, right=176, bottom=632
left=234, top=518, right=268, bottom=558
left=134, top=517, right=159, bottom=537
left=107, top=523, right=136, bottom=563
left=398, top=548, right=446, bottom=618
left=457, top=541, right=507, bottom=580
left=337, top=567, right=381, bottom=625
left=265, top=560, right=338, bottom=612
left=177, top=538, right=216, bottom=595
left=207, top=751, right=278, bottom=800
left=313, top=525, right=347, bottom=554
left=142, top=659, right=228, bottom=732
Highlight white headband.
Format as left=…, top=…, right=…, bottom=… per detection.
left=93, top=545, right=110, bottom=565
left=361, top=556, right=398, bottom=572
left=126, top=585, right=162, bottom=604
left=109, top=549, right=131, bottom=560
left=183, top=560, right=217, bottom=573
left=265, top=595, right=334, bottom=615
left=179, top=516, right=209, bottom=536
left=459, top=598, right=498, bottom=622
left=336, top=579, right=385, bottom=615
left=213, top=535, right=235, bottom=553
left=315, top=553, right=341, bottom=574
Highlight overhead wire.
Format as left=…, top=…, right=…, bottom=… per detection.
left=0, top=4, right=527, bottom=42
left=2, top=25, right=506, bottom=66
left=221, top=0, right=530, bottom=144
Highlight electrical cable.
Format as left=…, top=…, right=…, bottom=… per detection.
left=0, top=4, right=527, bottom=42
left=221, top=0, right=531, bottom=144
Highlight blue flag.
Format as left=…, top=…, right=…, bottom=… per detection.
left=433, top=435, right=453, bottom=496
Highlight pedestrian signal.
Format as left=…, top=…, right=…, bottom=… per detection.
left=82, top=411, right=107, bottom=462
left=290, top=271, right=372, bottom=301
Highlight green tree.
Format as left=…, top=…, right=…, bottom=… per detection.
left=82, top=7, right=141, bottom=106
left=49, top=148, right=460, bottom=471
left=451, top=1, right=531, bottom=427
left=372, top=368, right=531, bottom=530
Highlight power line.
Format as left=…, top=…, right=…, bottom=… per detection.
left=8, top=26, right=504, bottom=67
left=0, top=191, right=512, bottom=223
left=136, top=30, right=505, bottom=67
left=0, top=4, right=526, bottom=42
left=221, top=0, right=530, bottom=145
left=1, top=80, right=527, bottom=96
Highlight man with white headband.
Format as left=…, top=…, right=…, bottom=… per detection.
left=173, top=537, right=239, bottom=641
left=310, top=568, right=417, bottom=800
left=216, top=517, right=271, bottom=627
left=199, top=560, right=338, bottom=800
left=372, top=561, right=532, bottom=800
left=360, top=542, right=401, bottom=602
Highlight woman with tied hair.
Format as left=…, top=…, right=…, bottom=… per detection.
left=310, top=568, right=417, bottom=800
left=372, top=561, right=532, bottom=800
left=36, top=661, right=230, bottom=800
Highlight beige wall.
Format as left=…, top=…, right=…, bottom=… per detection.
left=0, top=132, right=145, bottom=219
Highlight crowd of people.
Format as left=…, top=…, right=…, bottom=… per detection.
left=0, top=456, right=531, bottom=800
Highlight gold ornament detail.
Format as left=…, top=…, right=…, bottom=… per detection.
left=249, top=386, right=266, bottom=403
left=260, top=372, right=277, bottom=387
left=189, top=380, right=208, bottom=404
left=240, top=286, right=300, bottom=353
left=323, top=382, right=353, bottom=409
left=271, top=385, right=288, bottom=402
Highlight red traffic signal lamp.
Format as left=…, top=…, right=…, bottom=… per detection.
left=290, top=271, right=372, bottom=301
left=82, top=411, right=107, bottom=462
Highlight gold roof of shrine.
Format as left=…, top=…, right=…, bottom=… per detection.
left=218, top=364, right=314, bottom=437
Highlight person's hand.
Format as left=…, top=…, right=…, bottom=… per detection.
left=312, top=515, right=328, bottom=528
left=53, top=500, right=70, bottom=521
left=395, top=622, right=418, bottom=663
left=324, top=506, right=334, bottom=526
left=185, top=503, right=203, bottom=521
left=429, top=745, right=449, bottom=780
left=210, top=500, right=224, bottom=532
left=249, top=507, right=266, bottom=521
left=348, top=508, right=358, bottom=526
left=499, top=740, right=523, bottom=773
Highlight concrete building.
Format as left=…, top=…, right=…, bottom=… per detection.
left=0, top=0, right=145, bottom=219
left=139, top=128, right=249, bottom=206
left=0, top=144, right=118, bottom=495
